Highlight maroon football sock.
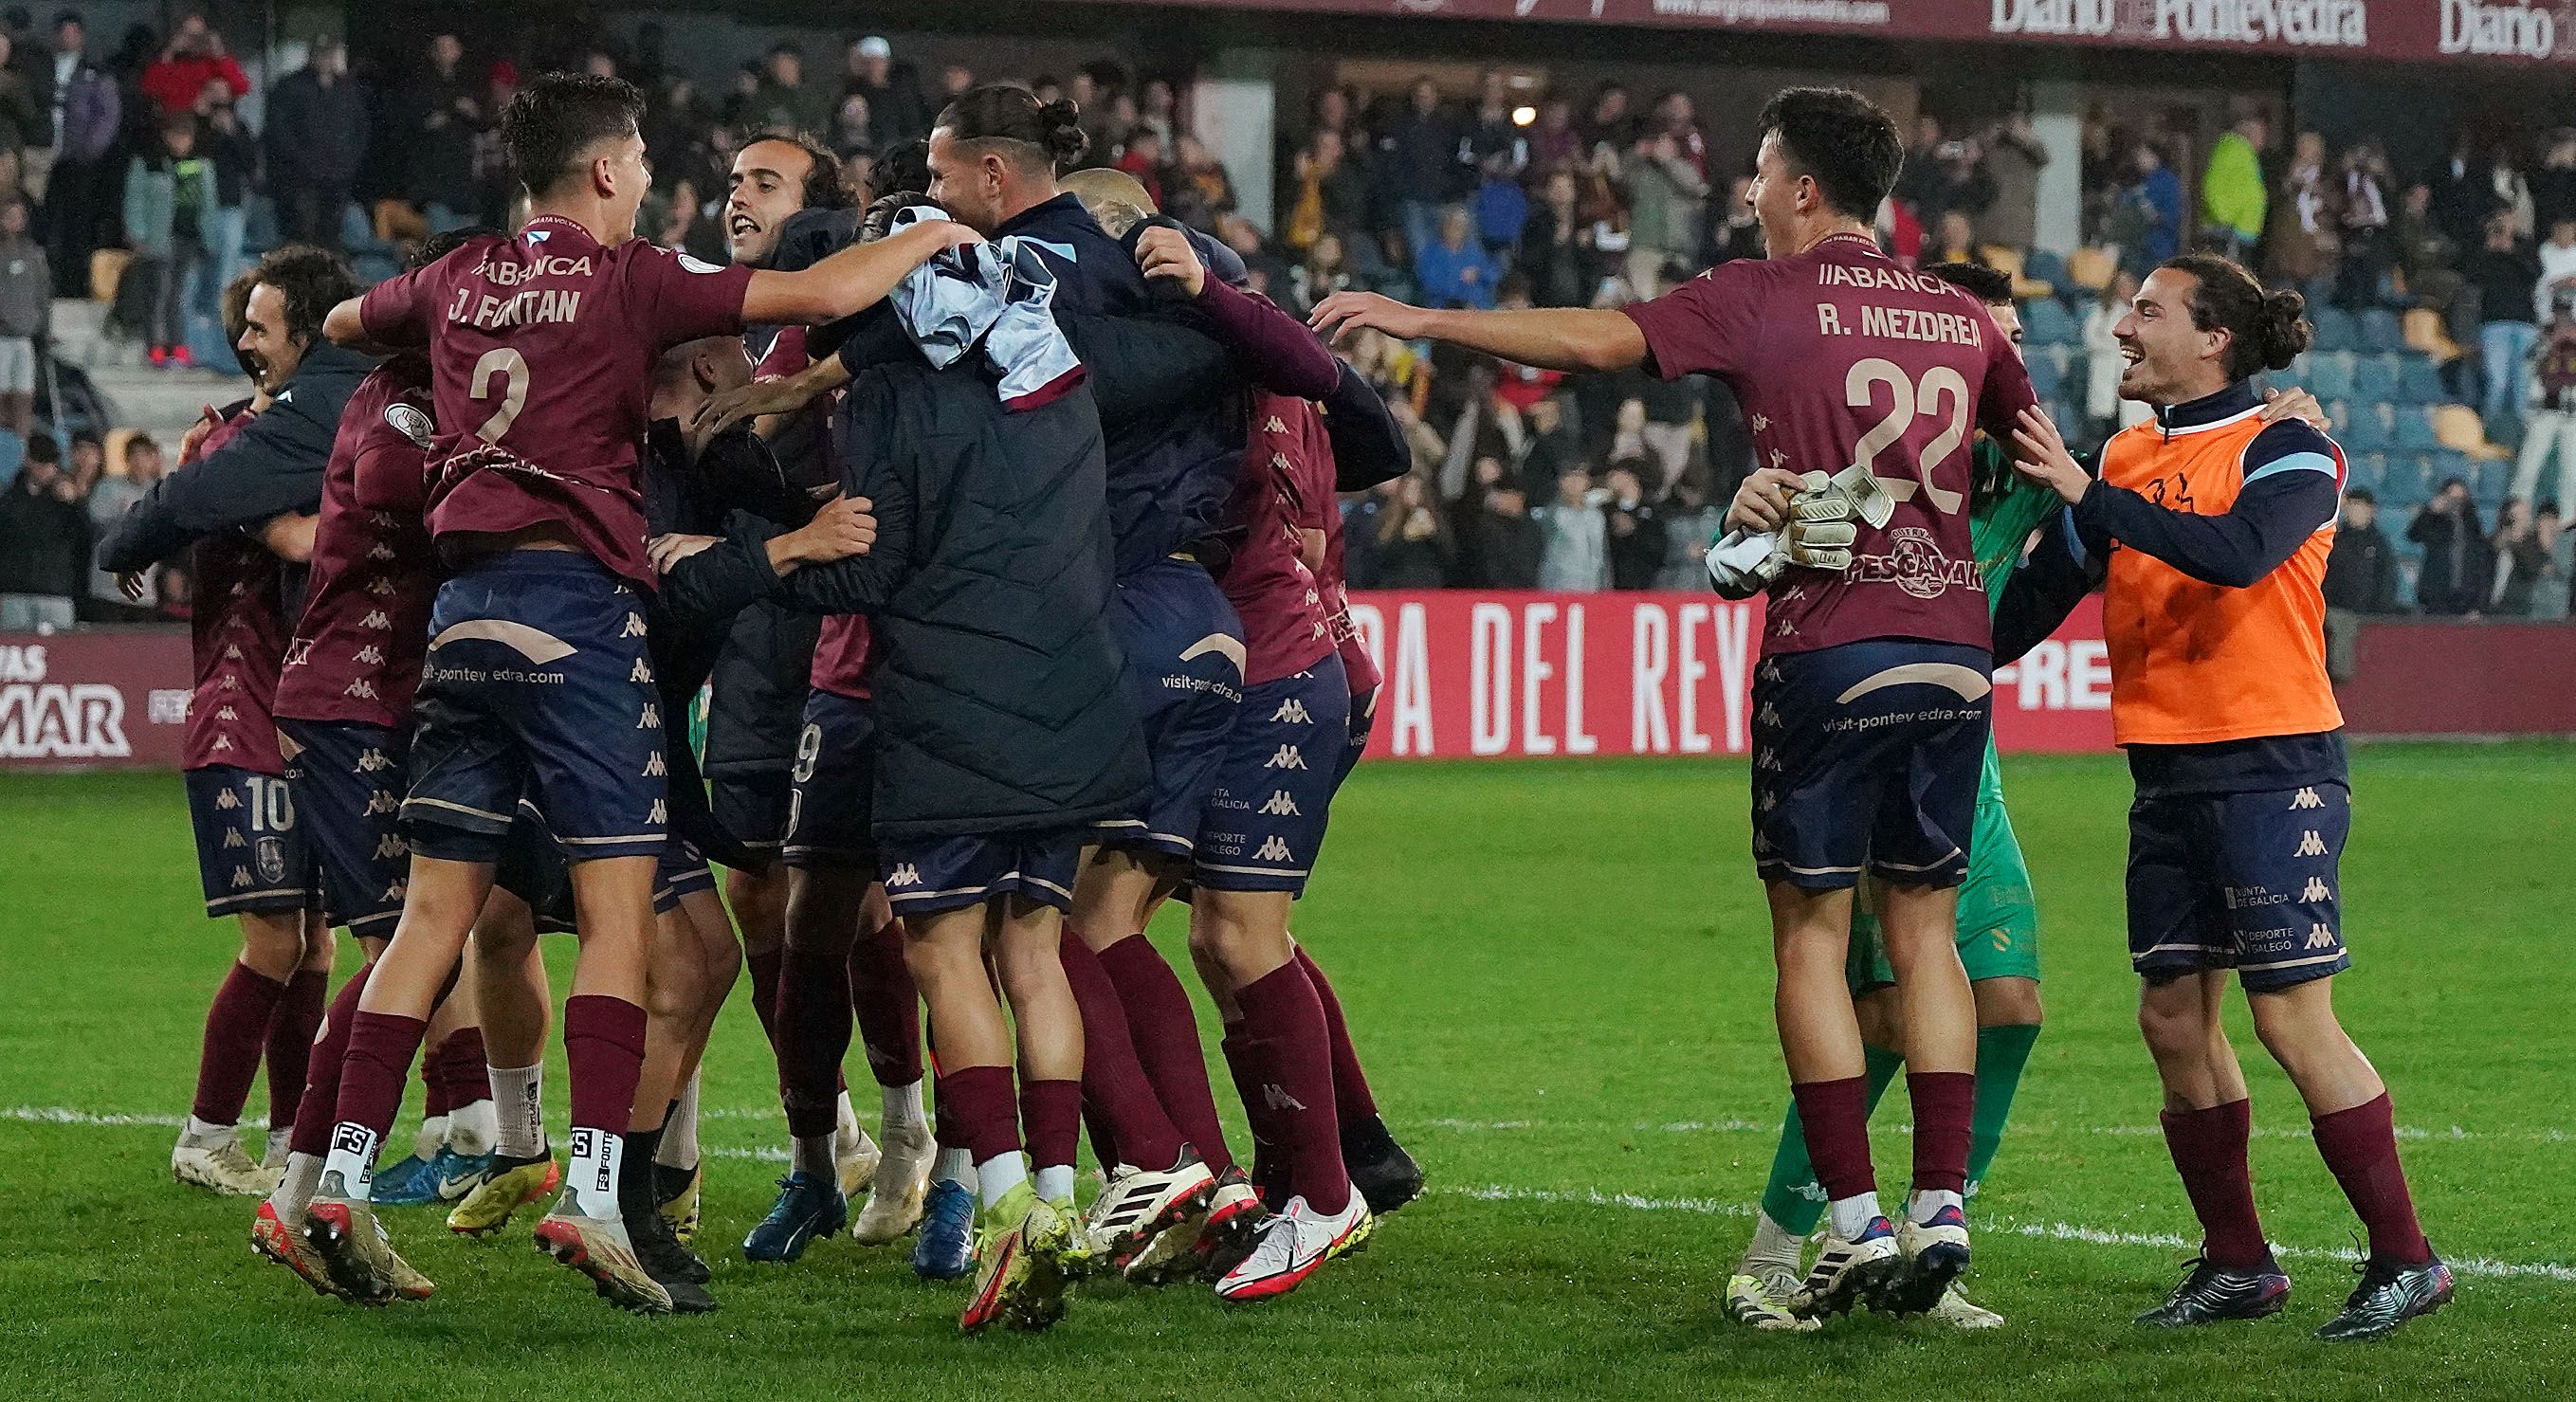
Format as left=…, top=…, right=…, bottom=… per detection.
left=1220, top=1024, right=1289, bottom=1205
left=1907, top=1070, right=1976, bottom=1195
left=437, top=1027, right=490, bottom=1108
left=744, top=947, right=785, bottom=1050
left=562, top=994, right=647, bottom=1139
left=191, top=962, right=289, bottom=1127
left=2312, top=1093, right=2432, bottom=1265
left=292, top=962, right=375, bottom=1157
left=1094, top=932, right=1233, bottom=1173
left=328, top=1010, right=430, bottom=1151
left=263, top=969, right=330, bottom=1135
left=935, top=1065, right=1022, bottom=1165
left=2161, top=1098, right=2272, bottom=1270
left=1021, top=1079, right=1083, bottom=1174
left=1059, top=934, right=1186, bottom=1170
left=1790, top=1076, right=1877, bottom=1204
left=1235, top=960, right=1350, bottom=1215
left=776, top=934, right=855, bottom=1139
left=849, top=919, right=923, bottom=1088
left=1295, top=947, right=1379, bottom=1125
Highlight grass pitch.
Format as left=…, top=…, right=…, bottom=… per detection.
left=1, top=746, right=2570, bottom=1399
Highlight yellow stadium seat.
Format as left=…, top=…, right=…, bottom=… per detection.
left=2402, top=307, right=2461, bottom=364
left=2432, top=403, right=2511, bottom=460
left=2067, top=245, right=2117, bottom=292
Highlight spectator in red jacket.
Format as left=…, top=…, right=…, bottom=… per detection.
left=137, top=12, right=246, bottom=119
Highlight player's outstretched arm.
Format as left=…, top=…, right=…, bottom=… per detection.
left=322, top=296, right=399, bottom=355
left=693, top=355, right=855, bottom=438
left=740, top=218, right=982, bottom=329
left=1308, top=291, right=1648, bottom=374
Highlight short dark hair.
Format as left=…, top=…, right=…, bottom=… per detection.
left=876, top=137, right=929, bottom=199
left=859, top=191, right=925, bottom=244
left=935, top=83, right=1088, bottom=174
left=500, top=71, right=644, bottom=198
left=741, top=128, right=855, bottom=211
left=1921, top=261, right=2013, bottom=306
left=25, top=431, right=57, bottom=461
left=251, top=245, right=359, bottom=347
left=1755, top=86, right=1903, bottom=222
left=2346, top=486, right=2376, bottom=505
left=412, top=224, right=498, bottom=272
left=2161, top=252, right=2311, bottom=380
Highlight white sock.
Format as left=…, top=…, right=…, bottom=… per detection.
left=656, top=1071, right=700, bottom=1169
left=1827, top=1192, right=1883, bottom=1242
left=834, top=1087, right=859, bottom=1138
left=563, top=1126, right=624, bottom=1220
left=488, top=1064, right=544, bottom=1159
left=1908, top=1188, right=1964, bottom=1226
left=932, top=1145, right=977, bottom=1192
left=263, top=1126, right=293, bottom=1168
left=792, top=1133, right=838, bottom=1181
left=882, top=1079, right=927, bottom=1135
left=976, top=1152, right=1028, bottom=1212
left=319, top=1122, right=379, bottom=1200
left=1745, top=1210, right=1806, bottom=1268
left=411, top=1113, right=449, bottom=1162
left=448, top=1098, right=498, bottom=1156
left=181, top=1114, right=238, bottom=1149
left=267, top=1150, right=323, bottom=1221
left=1032, top=1163, right=1075, bottom=1205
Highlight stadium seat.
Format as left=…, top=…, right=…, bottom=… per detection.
left=2311, top=306, right=2359, bottom=354
left=2305, top=352, right=2356, bottom=400
left=2023, top=247, right=2068, bottom=290
left=2394, top=408, right=2441, bottom=453
left=2402, top=306, right=2462, bottom=363
left=2347, top=450, right=2386, bottom=493
left=2358, top=307, right=2402, bottom=350
left=2022, top=297, right=2079, bottom=347
left=2336, top=403, right=2390, bottom=452
left=2025, top=348, right=2064, bottom=400
left=0, top=428, right=20, bottom=490
left=2432, top=403, right=2510, bottom=459
left=2396, top=354, right=2448, bottom=405
left=2067, top=245, right=2117, bottom=292
left=2352, top=354, right=2400, bottom=404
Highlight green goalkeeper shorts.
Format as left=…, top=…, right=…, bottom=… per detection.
left=1848, top=792, right=2040, bottom=992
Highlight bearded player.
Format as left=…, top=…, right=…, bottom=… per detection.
left=293, top=70, right=974, bottom=1313
left=1316, top=87, right=2039, bottom=1318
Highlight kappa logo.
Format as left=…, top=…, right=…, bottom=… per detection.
left=221, top=828, right=245, bottom=848
left=643, top=751, right=667, bottom=777
left=1261, top=1083, right=1308, bottom=1113
left=210, top=735, right=233, bottom=753
left=1258, top=791, right=1301, bottom=817
left=229, top=867, right=252, bottom=888
left=364, top=792, right=399, bottom=816
left=367, top=579, right=396, bottom=595
left=1758, top=792, right=1778, bottom=813
left=218, top=675, right=240, bottom=691
left=380, top=882, right=407, bottom=903
left=1768, top=447, right=1788, bottom=469
left=1756, top=701, right=1781, bottom=728
left=2291, top=787, right=2324, bottom=810
left=1270, top=698, right=1312, bottom=725
left=354, top=645, right=385, bottom=666
left=2294, top=829, right=2329, bottom=858
left=638, top=703, right=660, bottom=729
left=345, top=679, right=378, bottom=701
left=1757, top=747, right=1781, bottom=772
left=1749, top=412, right=1770, bottom=433
left=2306, top=923, right=2337, bottom=950
left=1264, top=744, right=1307, bottom=771
left=215, top=705, right=238, bottom=722
left=223, top=643, right=242, bottom=661
left=359, top=610, right=392, bottom=630
left=2303, top=875, right=2333, bottom=902
left=887, top=864, right=922, bottom=887
left=630, top=657, right=653, bottom=683
left=1252, top=835, right=1293, bottom=863
left=622, top=612, right=648, bottom=639
left=355, top=748, right=391, bottom=774
left=1758, top=659, right=1783, bottom=684
left=367, top=542, right=396, bottom=562
left=1264, top=415, right=1287, bottom=433
left=284, top=640, right=311, bottom=668
left=214, top=788, right=241, bottom=810
left=373, top=833, right=406, bottom=861
left=648, top=798, right=667, bottom=825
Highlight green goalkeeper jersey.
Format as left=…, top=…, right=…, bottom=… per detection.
left=1967, top=438, right=2065, bottom=805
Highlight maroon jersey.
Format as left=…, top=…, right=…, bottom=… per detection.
left=276, top=355, right=440, bottom=728
left=808, top=613, right=883, bottom=701
left=182, top=410, right=290, bottom=773
left=1219, top=392, right=1334, bottom=688
left=1621, top=232, right=2037, bottom=656
left=356, top=215, right=754, bottom=589
left=1295, top=403, right=1379, bottom=696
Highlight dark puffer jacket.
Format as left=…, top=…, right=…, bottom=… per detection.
left=775, top=359, right=1145, bottom=839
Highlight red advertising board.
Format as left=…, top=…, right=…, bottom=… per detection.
left=1133, top=0, right=2576, bottom=65
left=1338, top=591, right=2114, bottom=758
left=0, top=629, right=193, bottom=770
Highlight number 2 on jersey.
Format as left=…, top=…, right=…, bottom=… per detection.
left=1846, top=356, right=1967, bottom=514
left=470, top=348, right=530, bottom=444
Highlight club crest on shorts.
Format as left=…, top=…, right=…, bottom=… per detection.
left=255, top=836, right=287, bottom=883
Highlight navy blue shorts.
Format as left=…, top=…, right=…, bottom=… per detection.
left=656, top=837, right=716, bottom=915
left=1330, top=683, right=1378, bottom=797
left=185, top=764, right=320, bottom=919
left=1093, top=557, right=1244, bottom=860
left=712, top=771, right=792, bottom=870
left=279, top=719, right=410, bottom=937
left=781, top=690, right=878, bottom=874
left=880, top=828, right=1086, bottom=917
left=2128, top=781, right=2352, bottom=993
left=1750, top=640, right=1991, bottom=891
left=1194, top=657, right=1350, bottom=895
left=403, top=553, right=666, bottom=864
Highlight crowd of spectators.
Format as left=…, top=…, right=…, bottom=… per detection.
left=0, top=17, right=2567, bottom=624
